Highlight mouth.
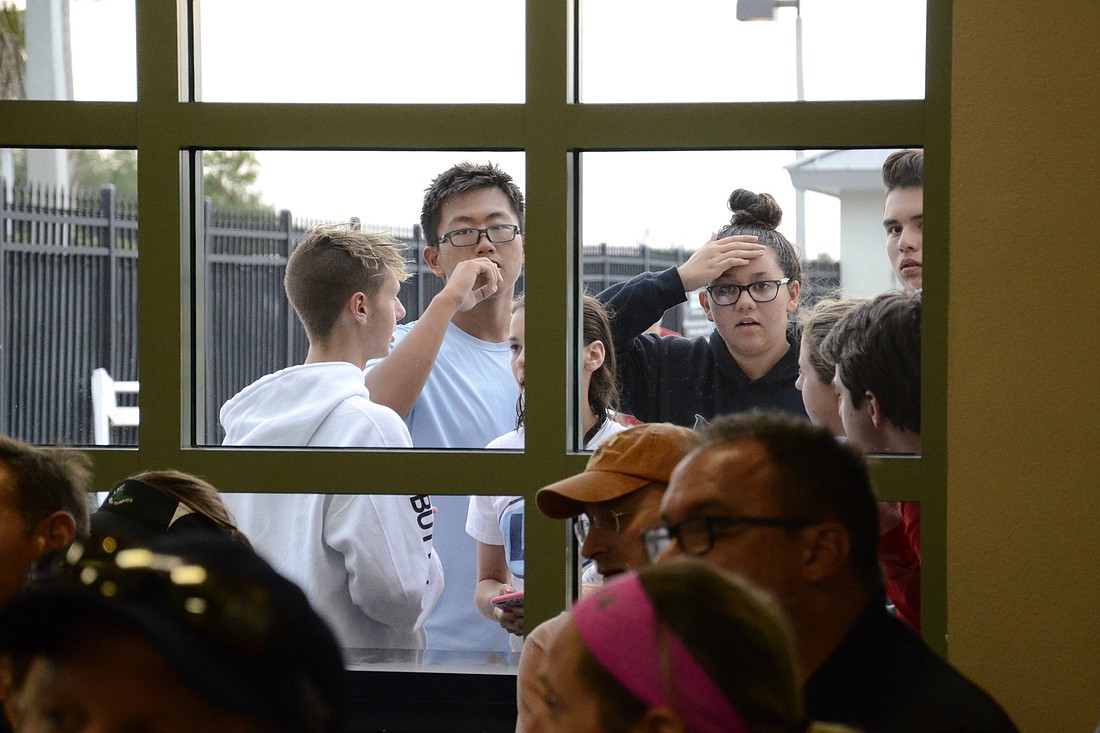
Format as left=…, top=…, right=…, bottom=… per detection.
left=899, top=258, right=922, bottom=274
left=736, top=318, right=761, bottom=328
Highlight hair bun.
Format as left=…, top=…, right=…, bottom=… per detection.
left=726, top=189, right=782, bottom=230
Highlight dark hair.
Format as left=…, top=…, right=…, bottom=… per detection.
left=511, top=296, right=526, bottom=430
left=717, top=190, right=803, bottom=287
left=130, top=470, right=252, bottom=548
left=822, top=290, right=921, bottom=434
left=700, top=411, right=883, bottom=587
left=420, top=161, right=525, bottom=246
left=583, top=295, right=620, bottom=420
left=882, top=149, right=924, bottom=192
left=284, top=224, right=410, bottom=342
left=797, top=298, right=868, bottom=384
left=0, top=436, right=91, bottom=538
left=579, top=558, right=805, bottom=733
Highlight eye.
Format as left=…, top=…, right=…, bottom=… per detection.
left=749, top=281, right=772, bottom=292
left=452, top=227, right=476, bottom=237
left=488, top=224, right=513, bottom=234
left=509, top=343, right=522, bottom=355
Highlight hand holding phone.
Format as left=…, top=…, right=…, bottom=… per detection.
left=490, top=589, right=525, bottom=609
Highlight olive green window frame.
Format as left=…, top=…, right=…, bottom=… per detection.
left=0, top=0, right=950, bottom=653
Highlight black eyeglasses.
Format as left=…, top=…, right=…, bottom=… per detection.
left=641, top=515, right=821, bottom=563
left=574, top=509, right=636, bottom=545
left=436, top=224, right=522, bottom=247
left=705, top=278, right=791, bottom=306
left=29, top=542, right=276, bottom=656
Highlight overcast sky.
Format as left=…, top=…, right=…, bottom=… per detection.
left=55, top=0, right=924, bottom=258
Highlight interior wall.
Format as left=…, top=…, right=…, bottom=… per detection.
left=949, top=2, right=1100, bottom=731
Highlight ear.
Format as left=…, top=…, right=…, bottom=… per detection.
left=423, top=245, right=446, bottom=278
left=348, top=291, right=369, bottom=324
left=698, top=290, right=714, bottom=323
left=33, top=511, right=77, bottom=556
left=785, top=279, right=801, bottom=313
left=799, top=521, right=850, bottom=583
left=634, top=707, right=687, bottom=733
left=583, top=340, right=605, bottom=374
left=866, top=391, right=886, bottom=429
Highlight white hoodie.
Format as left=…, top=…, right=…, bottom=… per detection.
left=220, top=362, right=444, bottom=650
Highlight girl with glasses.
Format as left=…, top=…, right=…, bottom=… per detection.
left=600, top=189, right=807, bottom=427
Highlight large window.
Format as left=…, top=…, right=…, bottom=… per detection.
left=0, top=0, right=950, bottom=680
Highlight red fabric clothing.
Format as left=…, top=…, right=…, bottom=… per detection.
left=879, top=501, right=921, bottom=631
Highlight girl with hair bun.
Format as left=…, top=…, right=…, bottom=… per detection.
left=599, top=189, right=806, bottom=427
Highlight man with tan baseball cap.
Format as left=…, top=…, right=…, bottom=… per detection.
left=516, top=422, right=698, bottom=732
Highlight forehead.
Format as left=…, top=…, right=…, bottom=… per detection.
left=712, top=249, right=784, bottom=283
left=438, top=187, right=518, bottom=228
left=0, top=459, right=18, bottom=508
left=663, top=441, right=781, bottom=518
left=884, top=186, right=923, bottom=218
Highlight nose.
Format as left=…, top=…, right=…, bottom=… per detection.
left=898, top=227, right=919, bottom=253
left=580, top=528, right=606, bottom=562
left=474, top=230, right=497, bottom=255
left=795, top=372, right=804, bottom=391
left=395, top=298, right=406, bottom=321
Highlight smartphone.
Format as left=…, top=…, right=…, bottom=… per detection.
left=490, top=590, right=525, bottom=609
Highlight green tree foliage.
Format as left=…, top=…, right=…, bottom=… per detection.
left=67, top=149, right=270, bottom=212
left=201, top=150, right=270, bottom=212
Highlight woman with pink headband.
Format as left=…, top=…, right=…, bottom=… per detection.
left=532, top=558, right=854, bottom=733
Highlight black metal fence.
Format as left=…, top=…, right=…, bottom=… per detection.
left=1, top=181, right=839, bottom=446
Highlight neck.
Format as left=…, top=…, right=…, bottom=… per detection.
left=883, top=425, right=922, bottom=454
left=451, top=294, right=513, bottom=342
left=304, top=334, right=369, bottom=369
left=730, top=337, right=791, bottom=381
left=790, top=578, right=877, bottom=683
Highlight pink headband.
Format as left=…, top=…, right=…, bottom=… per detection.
left=573, top=573, right=750, bottom=733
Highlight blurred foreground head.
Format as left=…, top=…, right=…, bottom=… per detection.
left=0, top=535, right=345, bottom=733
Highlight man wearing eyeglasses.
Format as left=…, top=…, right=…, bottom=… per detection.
left=365, top=161, right=525, bottom=654
left=510, top=422, right=699, bottom=732
left=649, top=411, right=1017, bottom=733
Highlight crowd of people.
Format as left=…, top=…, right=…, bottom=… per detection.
left=0, top=150, right=1022, bottom=731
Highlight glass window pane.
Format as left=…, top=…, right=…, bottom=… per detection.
left=582, top=149, right=922, bottom=455
left=3, top=0, right=136, bottom=102
left=579, top=0, right=925, bottom=103
left=197, top=150, right=525, bottom=448
left=195, top=1, right=525, bottom=103
left=1, top=148, right=138, bottom=446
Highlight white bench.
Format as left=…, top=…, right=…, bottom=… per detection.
left=90, top=367, right=140, bottom=445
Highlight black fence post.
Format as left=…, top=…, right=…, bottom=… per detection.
left=100, top=184, right=119, bottom=369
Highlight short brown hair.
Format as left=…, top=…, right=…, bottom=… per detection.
left=822, top=290, right=921, bottom=434
left=700, top=411, right=883, bottom=587
left=882, top=149, right=924, bottom=193
left=0, top=436, right=92, bottom=537
left=284, top=224, right=409, bottom=342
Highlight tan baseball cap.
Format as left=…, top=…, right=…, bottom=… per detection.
left=536, top=423, right=699, bottom=519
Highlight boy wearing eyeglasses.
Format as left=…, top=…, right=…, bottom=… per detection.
left=364, top=161, right=524, bottom=654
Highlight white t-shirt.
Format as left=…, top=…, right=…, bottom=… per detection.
left=368, top=320, right=521, bottom=652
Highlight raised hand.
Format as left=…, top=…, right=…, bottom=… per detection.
left=676, top=233, right=766, bottom=291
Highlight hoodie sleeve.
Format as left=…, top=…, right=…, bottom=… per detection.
left=323, top=493, right=440, bottom=634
